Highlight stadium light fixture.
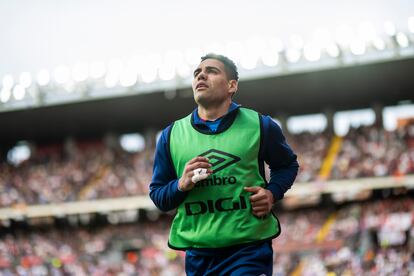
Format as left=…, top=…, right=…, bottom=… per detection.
left=54, top=65, right=71, bottom=84
left=384, top=21, right=396, bottom=36
left=120, top=67, right=138, bottom=87
left=105, top=58, right=123, bottom=88
left=12, top=84, right=26, bottom=100
left=0, top=88, right=11, bottom=103
left=72, top=62, right=89, bottom=82
left=409, top=16, right=414, bottom=33
left=120, top=133, right=145, bottom=153
left=303, top=42, right=321, bottom=62
left=396, top=32, right=410, bottom=48
left=372, top=37, right=386, bottom=51
left=2, top=74, right=14, bottom=90
left=240, top=55, right=258, bottom=70
left=261, top=50, right=279, bottom=67
left=326, top=43, right=340, bottom=58
left=140, top=53, right=161, bottom=83
left=37, top=69, right=50, bottom=86
left=335, top=25, right=354, bottom=47
left=19, top=72, right=32, bottom=89
left=89, top=61, right=106, bottom=79
left=107, top=58, right=123, bottom=76
left=159, top=51, right=181, bottom=81
left=104, top=73, right=118, bottom=88
left=285, top=48, right=301, bottom=63
left=7, top=141, right=31, bottom=166
left=350, top=37, right=366, bottom=55
left=176, top=51, right=191, bottom=78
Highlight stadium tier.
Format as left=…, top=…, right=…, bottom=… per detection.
left=1, top=121, right=413, bottom=210
left=0, top=197, right=412, bottom=275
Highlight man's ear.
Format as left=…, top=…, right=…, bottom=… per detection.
left=228, top=80, right=238, bottom=95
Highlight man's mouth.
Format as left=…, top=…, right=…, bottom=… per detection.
left=196, top=83, right=208, bottom=89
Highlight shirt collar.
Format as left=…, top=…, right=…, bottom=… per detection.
left=193, top=102, right=241, bottom=124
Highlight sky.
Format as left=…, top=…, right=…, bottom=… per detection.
left=0, top=0, right=413, bottom=77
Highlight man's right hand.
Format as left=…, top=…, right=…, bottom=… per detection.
left=178, top=156, right=212, bottom=192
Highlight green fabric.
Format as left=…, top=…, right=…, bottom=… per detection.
left=169, top=108, right=280, bottom=249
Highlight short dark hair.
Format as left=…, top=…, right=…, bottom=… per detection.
left=200, top=53, right=239, bottom=81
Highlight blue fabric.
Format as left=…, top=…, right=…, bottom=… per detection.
left=185, top=242, right=273, bottom=276
left=193, top=102, right=240, bottom=132
left=149, top=102, right=299, bottom=211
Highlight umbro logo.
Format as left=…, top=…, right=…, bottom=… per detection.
left=199, top=149, right=241, bottom=173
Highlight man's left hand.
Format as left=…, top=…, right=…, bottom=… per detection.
left=244, top=186, right=274, bottom=217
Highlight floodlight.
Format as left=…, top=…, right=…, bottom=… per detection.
left=2, top=74, right=14, bottom=89
left=120, top=133, right=145, bottom=153
left=89, top=61, right=106, bottom=79
left=104, top=73, right=118, bottom=88
left=13, top=84, right=25, bottom=100
left=396, top=32, right=409, bottom=48
left=384, top=21, right=396, bottom=36
left=303, top=43, right=321, bottom=62
left=159, top=51, right=181, bottom=81
left=54, top=65, right=70, bottom=84
left=372, top=37, right=386, bottom=50
left=285, top=48, right=301, bottom=63
left=326, top=43, right=340, bottom=58
left=141, top=53, right=161, bottom=83
left=0, top=88, right=11, bottom=103
left=107, top=58, right=123, bottom=76
left=72, top=62, right=89, bottom=82
left=37, top=69, right=50, bottom=86
left=240, top=55, right=258, bottom=70
left=350, top=38, right=366, bottom=55
left=120, top=67, right=138, bottom=87
left=19, top=72, right=32, bottom=88
left=261, top=51, right=279, bottom=66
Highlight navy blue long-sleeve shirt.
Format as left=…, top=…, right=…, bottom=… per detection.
left=149, top=103, right=299, bottom=212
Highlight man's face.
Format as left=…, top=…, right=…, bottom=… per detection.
left=192, top=59, right=237, bottom=106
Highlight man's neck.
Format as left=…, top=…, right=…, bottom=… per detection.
left=198, top=100, right=232, bottom=121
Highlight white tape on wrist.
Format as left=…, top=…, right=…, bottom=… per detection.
left=192, top=168, right=208, bottom=183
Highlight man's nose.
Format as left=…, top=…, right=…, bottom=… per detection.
left=197, top=71, right=207, bottom=80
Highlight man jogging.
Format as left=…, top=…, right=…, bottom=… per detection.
left=150, top=53, right=299, bottom=275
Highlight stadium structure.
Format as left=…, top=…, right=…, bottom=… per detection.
left=0, top=20, right=414, bottom=275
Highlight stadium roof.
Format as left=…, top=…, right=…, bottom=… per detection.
left=1, top=57, right=413, bottom=144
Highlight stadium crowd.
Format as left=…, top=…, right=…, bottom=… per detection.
left=1, top=121, right=414, bottom=208
left=0, top=197, right=412, bottom=275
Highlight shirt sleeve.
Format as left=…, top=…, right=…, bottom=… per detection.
left=260, top=115, right=299, bottom=201
left=149, top=124, right=188, bottom=212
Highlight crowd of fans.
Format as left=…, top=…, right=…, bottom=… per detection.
left=0, top=121, right=413, bottom=207
left=0, top=140, right=153, bottom=207
left=0, top=197, right=412, bottom=275
left=331, top=121, right=414, bottom=179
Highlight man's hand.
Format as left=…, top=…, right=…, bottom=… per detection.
left=178, top=156, right=212, bottom=192
left=244, top=186, right=274, bottom=217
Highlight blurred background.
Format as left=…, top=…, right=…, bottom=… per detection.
left=1, top=0, right=414, bottom=275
